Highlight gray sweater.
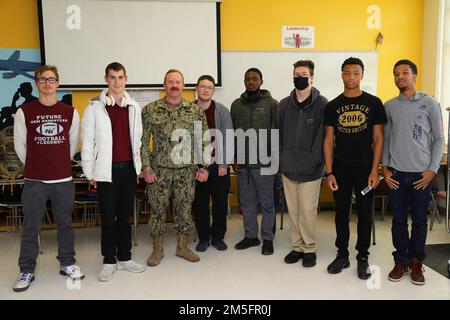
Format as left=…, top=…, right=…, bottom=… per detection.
left=381, top=92, right=444, bottom=173
left=212, top=101, right=234, bottom=168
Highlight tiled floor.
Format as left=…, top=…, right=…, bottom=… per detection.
left=0, top=211, right=449, bottom=300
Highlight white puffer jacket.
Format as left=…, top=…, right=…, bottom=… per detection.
left=81, top=89, right=142, bottom=182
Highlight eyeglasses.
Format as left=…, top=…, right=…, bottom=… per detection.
left=37, top=77, right=58, bottom=84
left=198, top=84, right=214, bottom=90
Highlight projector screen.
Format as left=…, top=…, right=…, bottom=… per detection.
left=38, top=0, right=221, bottom=89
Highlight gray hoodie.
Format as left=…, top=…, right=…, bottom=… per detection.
left=381, top=92, right=444, bottom=173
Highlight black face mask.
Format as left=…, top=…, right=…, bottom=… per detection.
left=293, top=76, right=309, bottom=90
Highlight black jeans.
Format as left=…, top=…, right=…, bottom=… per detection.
left=332, top=166, right=373, bottom=259
left=192, top=165, right=230, bottom=242
left=97, top=163, right=136, bottom=264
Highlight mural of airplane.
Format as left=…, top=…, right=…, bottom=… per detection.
left=0, top=50, right=40, bottom=80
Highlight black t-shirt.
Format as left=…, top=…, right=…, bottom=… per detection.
left=324, top=91, right=387, bottom=168
left=294, top=93, right=312, bottom=110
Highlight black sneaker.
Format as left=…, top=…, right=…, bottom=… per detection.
left=284, top=250, right=304, bottom=264
left=211, top=239, right=228, bottom=251
left=261, top=240, right=274, bottom=255
left=302, top=253, right=317, bottom=267
left=357, top=258, right=371, bottom=280
left=234, top=237, right=260, bottom=250
left=195, top=241, right=209, bottom=252
left=327, top=255, right=350, bottom=274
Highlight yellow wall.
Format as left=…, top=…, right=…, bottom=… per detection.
left=0, top=0, right=40, bottom=48
left=221, top=0, right=424, bottom=101
left=0, top=0, right=429, bottom=207
left=1, top=0, right=425, bottom=109
left=421, top=0, right=442, bottom=98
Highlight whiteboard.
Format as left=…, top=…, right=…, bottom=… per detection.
left=39, top=0, right=220, bottom=88
left=214, top=51, right=378, bottom=108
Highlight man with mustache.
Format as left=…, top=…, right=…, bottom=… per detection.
left=141, top=69, right=210, bottom=266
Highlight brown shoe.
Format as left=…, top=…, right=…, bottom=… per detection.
left=388, top=263, right=410, bottom=282
left=410, top=258, right=425, bottom=285
left=147, top=235, right=164, bottom=267
left=176, top=234, right=200, bottom=262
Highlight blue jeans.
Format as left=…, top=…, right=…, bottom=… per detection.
left=387, top=169, right=430, bottom=265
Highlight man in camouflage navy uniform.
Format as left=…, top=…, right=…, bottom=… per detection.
left=141, top=69, right=210, bottom=266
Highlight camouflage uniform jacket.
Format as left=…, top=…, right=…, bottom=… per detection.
left=141, top=98, right=210, bottom=169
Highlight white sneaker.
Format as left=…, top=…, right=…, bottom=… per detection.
left=98, top=264, right=116, bottom=282
left=117, top=260, right=146, bottom=273
left=13, top=272, right=35, bottom=292
left=60, top=264, right=85, bottom=280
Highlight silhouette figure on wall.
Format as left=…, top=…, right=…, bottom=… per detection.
left=0, top=82, right=37, bottom=131
left=61, top=93, right=73, bottom=106
left=12, top=82, right=37, bottom=108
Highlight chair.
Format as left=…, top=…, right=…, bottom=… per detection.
left=0, top=201, right=45, bottom=254
left=227, top=186, right=234, bottom=219
left=368, top=179, right=389, bottom=245
left=134, top=189, right=150, bottom=247
left=349, top=189, right=380, bottom=246
left=274, top=175, right=286, bottom=230
left=74, top=188, right=100, bottom=228
left=372, top=179, right=389, bottom=221
left=429, top=190, right=446, bottom=231
left=0, top=201, right=23, bottom=232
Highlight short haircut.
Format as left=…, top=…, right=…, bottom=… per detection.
left=293, top=60, right=315, bottom=76
left=164, top=69, right=184, bottom=82
left=35, top=65, right=59, bottom=81
left=245, top=67, right=263, bottom=80
left=197, top=75, right=215, bottom=86
left=105, top=62, right=126, bottom=76
left=341, top=57, right=364, bottom=72
left=393, top=59, right=418, bottom=75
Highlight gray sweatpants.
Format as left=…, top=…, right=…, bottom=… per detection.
left=18, top=180, right=76, bottom=273
left=237, top=168, right=275, bottom=241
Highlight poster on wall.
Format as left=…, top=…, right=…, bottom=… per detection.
left=0, top=49, right=71, bottom=186
left=281, top=26, right=315, bottom=49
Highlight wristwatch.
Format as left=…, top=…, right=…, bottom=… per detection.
left=324, top=172, right=333, bottom=177
left=197, top=164, right=207, bottom=173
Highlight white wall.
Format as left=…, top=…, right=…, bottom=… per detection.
left=441, top=4, right=450, bottom=144
left=214, top=51, right=378, bottom=108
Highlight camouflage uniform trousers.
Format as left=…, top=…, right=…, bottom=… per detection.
left=147, top=166, right=196, bottom=237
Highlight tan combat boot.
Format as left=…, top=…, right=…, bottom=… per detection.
left=147, top=235, right=164, bottom=266
left=175, top=234, right=200, bottom=262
